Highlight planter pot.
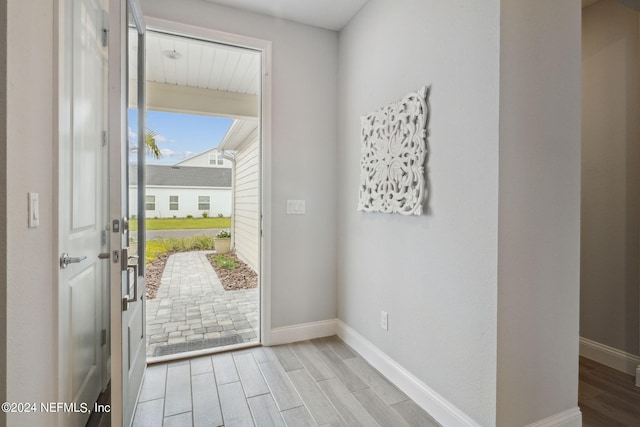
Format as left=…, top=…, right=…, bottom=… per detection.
left=214, top=237, right=231, bottom=254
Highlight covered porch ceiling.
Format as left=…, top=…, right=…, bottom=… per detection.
left=129, top=29, right=260, bottom=120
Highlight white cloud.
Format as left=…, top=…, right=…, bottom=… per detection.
left=154, top=134, right=174, bottom=143
left=160, top=148, right=176, bottom=157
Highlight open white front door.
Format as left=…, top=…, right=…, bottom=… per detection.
left=109, top=0, right=146, bottom=425
left=58, top=0, right=109, bottom=425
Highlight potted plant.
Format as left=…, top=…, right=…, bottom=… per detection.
left=214, top=230, right=231, bottom=254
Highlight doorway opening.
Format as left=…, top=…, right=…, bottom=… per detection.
left=579, top=2, right=640, bottom=423
left=132, top=29, right=263, bottom=361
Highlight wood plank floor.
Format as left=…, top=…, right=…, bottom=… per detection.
left=132, top=336, right=441, bottom=427
left=579, top=356, right=640, bottom=426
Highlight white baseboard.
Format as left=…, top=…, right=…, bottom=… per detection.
left=269, top=318, right=337, bottom=346
left=336, top=320, right=481, bottom=427
left=526, top=407, right=582, bottom=427
left=269, top=320, right=585, bottom=425
left=579, top=337, right=640, bottom=378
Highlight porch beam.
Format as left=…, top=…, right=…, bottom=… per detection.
left=131, top=80, right=259, bottom=119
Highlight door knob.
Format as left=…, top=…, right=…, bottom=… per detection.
left=60, top=253, right=87, bottom=269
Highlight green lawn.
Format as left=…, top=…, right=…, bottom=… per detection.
left=130, top=217, right=231, bottom=231
left=145, top=236, right=216, bottom=264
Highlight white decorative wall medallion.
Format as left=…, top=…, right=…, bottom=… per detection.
left=358, top=85, right=430, bottom=215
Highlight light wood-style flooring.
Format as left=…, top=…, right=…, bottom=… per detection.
left=132, top=336, right=440, bottom=427
left=579, top=356, right=640, bottom=426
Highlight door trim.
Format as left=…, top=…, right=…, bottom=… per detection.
left=144, top=16, right=273, bottom=346
left=107, top=0, right=126, bottom=425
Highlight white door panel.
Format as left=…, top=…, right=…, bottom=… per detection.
left=69, top=266, right=98, bottom=401
left=59, top=0, right=107, bottom=426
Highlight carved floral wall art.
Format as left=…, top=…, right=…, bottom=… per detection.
left=358, top=85, right=430, bottom=215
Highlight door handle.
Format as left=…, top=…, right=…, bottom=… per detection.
left=122, top=255, right=140, bottom=311
left=60, top=253, right=87, bottom=269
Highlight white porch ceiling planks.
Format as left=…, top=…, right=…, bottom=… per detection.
left=131, top=30, right=260, bottom=96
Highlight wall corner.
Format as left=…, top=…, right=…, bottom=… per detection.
left=497, top=0, right=581, bottom=425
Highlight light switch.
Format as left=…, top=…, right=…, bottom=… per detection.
left=28, top=192, right=40, bottom=228
left=286, top=200, right=306, bottom=215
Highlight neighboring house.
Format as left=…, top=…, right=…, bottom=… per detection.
left=218, top=119, right=260, bottom=271
left=174, top=147, right=233, bottom=168
left=129, top=165, right=231, bottom=218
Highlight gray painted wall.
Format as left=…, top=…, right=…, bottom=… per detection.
left=141, top=0, right=339, bottom=329
left=337, top=1, right=501, bottom=424
left=338, top=0, right=581, bottom=425
left=497, top=1, right=582, bottom=425
left=581, top=0, right=640, bottom=356
left=5, top=0, right=57, bottom=424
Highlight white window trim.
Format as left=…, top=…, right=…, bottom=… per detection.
left=209, top=152, right=223, bottom=166
left=198, top=195, right=210, bottom=211
left=145, top=195, right=156, bottom=211
left=169, top=195, right=179, bottom=211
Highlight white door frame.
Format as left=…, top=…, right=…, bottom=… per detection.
left=108, top=0, right=148, bottom=425
left=107, top=0, right=126, bottom=424
left=144, top=16, right=273, bottom=346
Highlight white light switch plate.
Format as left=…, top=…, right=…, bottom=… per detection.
left=28, top=192, right=40, bottom=228
left=287, top=200, right=306, bottom=215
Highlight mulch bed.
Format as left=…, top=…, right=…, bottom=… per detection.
left=145, top=253, right=169, bottom=300
left=145, top=251, right=257, bottom=300
left=206, top=252, right=258, bottom=291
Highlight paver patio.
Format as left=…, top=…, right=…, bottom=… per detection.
left=145, top=250, right=258, bottom=358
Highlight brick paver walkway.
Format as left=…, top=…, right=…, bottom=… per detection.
left=145, top=251, right=258, bottom=358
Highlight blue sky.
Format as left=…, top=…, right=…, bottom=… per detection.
left=128, top=109, right=233, bottom=165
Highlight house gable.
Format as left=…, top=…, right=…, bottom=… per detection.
left=173, top=148, right=233, bottom=168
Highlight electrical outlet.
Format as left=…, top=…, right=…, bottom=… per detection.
left=381, top=310, right=388, bottom=331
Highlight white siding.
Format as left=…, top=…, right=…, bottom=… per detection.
left=129, top=186, right=232, bottom=218
left=233, top=138, right=259, bottom=271
left=176, top=149, right=233, bottom=168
